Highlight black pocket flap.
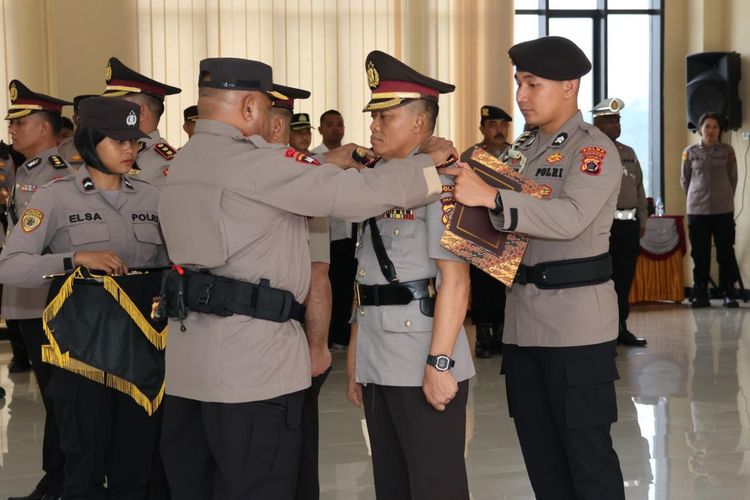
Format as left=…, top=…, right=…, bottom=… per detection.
left=565, top=355, right=619, bottom=386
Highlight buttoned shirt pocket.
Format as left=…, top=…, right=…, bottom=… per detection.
left=564, top=355, right=619, bottom=429
left=379, top=218, right=417, bottom=251
left=133, top=222, right=162, bottom=245
left=67, top=223, right=110, bottom=249
left=381, top=302, right=433, bottom=333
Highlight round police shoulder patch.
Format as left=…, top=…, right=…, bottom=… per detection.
left=21, top=208, right=44, bottom=233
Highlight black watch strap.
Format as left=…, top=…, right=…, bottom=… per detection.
left=426, top=354, right=455, bottom=371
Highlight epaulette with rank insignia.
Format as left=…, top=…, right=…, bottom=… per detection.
left=48, top=155, right=68, bottom=169
left=25, top=157, right=42, bottom=169
left=284, top=147, right=321, bottom=166
left=154, top=143, right=177, bottom=160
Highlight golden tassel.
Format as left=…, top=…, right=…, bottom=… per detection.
left=105, top=372, right=165, bottom=416
left=102, top=276, right=168, bottom=350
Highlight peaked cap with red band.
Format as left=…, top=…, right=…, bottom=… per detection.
left=363, top=50, right=455, bottom=112
left=102, top=57, right=181, bottom=101
left=272, top=84, right=311, bottom=111
left=5, top=80, right=72, bottom=120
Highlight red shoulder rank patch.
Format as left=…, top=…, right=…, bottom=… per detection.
left=284, top=147, right=321, bottom=166
left=579, top=146, right=607, bottom=176
left=154, top=143, right=177, bottom=160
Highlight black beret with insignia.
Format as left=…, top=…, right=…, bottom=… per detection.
left=480, top=105, right=512, bottom=125
left=103, top=57, right=181, bottom=100
left=5, top=80, right=72, bottom=120
left=508, top=36, right=591, bottom=81
left=183, top=105, right=199, bottom=122
left=363, top=50, right=455, bottom=112
left=272, top=84, right=311, bottom=111
left=198, top=58, right=287, bottom=100
left=290, top=113, right=312, bottom=131
left=78, top=97, right=150, bottom=141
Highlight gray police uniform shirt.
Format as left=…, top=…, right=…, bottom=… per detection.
left=615, top=141, right=648, bottom=230
left=0, top=166, right=167, bottom=290
left=58, top=136, right=84, bottom=170
left=680, top=142, right=737, bottom=215
left=309, top=216, right=330, bottom=264
left=133, top=129, right=176, bottom=190
left=459, top=142, right=509, bottom=163
left=158, top=119, right=442, bottom=404
left=311, top=143, right=352, bottom=241
left=1, top=147, right=72, bottom=319
left=490, top=111, right=622, bottom=347
left=354, top=151, right=475, bottom=387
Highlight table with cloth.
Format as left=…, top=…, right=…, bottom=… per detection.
left=628, top=215, right=686, bottom=303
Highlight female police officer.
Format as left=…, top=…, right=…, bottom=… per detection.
left=0, top=97, right=167, bottom=499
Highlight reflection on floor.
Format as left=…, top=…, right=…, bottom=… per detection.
left=2, top=302, right=750, bottom=499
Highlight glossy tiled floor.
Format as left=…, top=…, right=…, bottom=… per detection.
left=2, top=302, right=750, bottom=499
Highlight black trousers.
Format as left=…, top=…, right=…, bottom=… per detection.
left=362, top=381, right=470, bottom=500
left=328, top=237, right=357, bottom=345
left=161, top=391, right=305, bottom=500
left=502, top=341, right=624, bottom=500
left=50, top=371, right=157, bottom=499
left=469, top=265, right=506, bottom=326
left=687, top=213, right=737, bottom=288
left=295, top=367, right=331, bottom=500
left=17, top=318, right=65, bottom=495
left=6, top=318, right=30, bottom=366
left=609, top=220, right=641, bottom=327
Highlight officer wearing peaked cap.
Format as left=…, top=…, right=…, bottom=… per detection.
left=442, top=36, right=625, bottom=499
left=58, top=94, right=97, bottom=169
left=157, top=56, right=455, bottom=500
left=289, top=113, right=313, bottom=153
left=102, top=57, right=181, bottom=190
left=347, top=50, right=474, bottom=500
left=592, top=97, right=648, bottom=348
left=460, top=105, right=513, bottom=359
left=182, top=105, right=199, bottom=138
left=3, top=79, right=73, bottom=500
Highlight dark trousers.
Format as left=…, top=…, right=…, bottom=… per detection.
left=362, top=381, right=470, bottom=500
left=295, top=367, right=331, bottom=500
left=687, top=213, right=737, bottom=288
left=469, top=265, right=506, bottom=326
left=51, top=371, right=157, bottom=499
left=328, top=238, right=357, bottom=345
left=609, top=220, right=641, bottom=327
left=502, top=341, right=624, bottom=500
left=16, top=318, right=65, bottom=495
left=6, top=318, right=30, bottom=366
left=160, top=391, right=305, bottom=500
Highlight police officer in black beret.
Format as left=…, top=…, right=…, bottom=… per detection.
left=442, top=36, right=625, bottom=499
left=460, top=105, right=513, bottom=358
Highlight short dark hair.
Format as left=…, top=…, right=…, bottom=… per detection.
left=37, top=111, right=62, bottom=137
left=73, top=125, right=109, bottom=173
left=319, top=109, right=342, bottom=125
left=409, top=99, right=439, bottom=132
left=60, top=116, right=74, bottom=132
left=697, top=112, right=724, bottom=133
left=127, top=93, right=165, bottom=120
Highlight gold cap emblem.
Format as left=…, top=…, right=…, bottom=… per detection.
left=105, top=62, right=112, bottom=82
left=481, top=106, right=489, bottom=117
left=367, top=60, right=380, bottom=89
left=610, top=99, right=619, bottom=111
left=301, top=114, right=308, bottom=122
left=9, top=83, right=17, bottom=102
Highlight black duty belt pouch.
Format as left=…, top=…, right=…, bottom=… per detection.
left=515, top=253, right=613, bottom=289
left=355, top=279, right=436, bottom=317
left=161, top=268, right=306, bottom=323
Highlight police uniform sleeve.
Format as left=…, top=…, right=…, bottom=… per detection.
left=426, top=175, right=463, bottom=261
left=0, top=186, right=72, bottom=288
left=727, top=144, right=738, bottom=193
left=680, top=146, right=692, bottom=194
left=633, top=150, right=648, bottom=230
left=254, top=151, right=442, bottom=221
left=459, top=145, right=474, bottom=164
left=489, top=138, right=622, bottom=239
left=308, top=216, right=331, bottom=264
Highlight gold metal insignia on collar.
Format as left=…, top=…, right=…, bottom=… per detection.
left=9, top=83, right=17, bottom=101
left=105, top=63, right=112, bottom=81
left=367, top=60, right=380, bottom=89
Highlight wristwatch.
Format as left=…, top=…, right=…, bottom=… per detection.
left=426, top=354, right=455, bottom=372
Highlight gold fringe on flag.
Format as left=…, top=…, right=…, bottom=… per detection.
left=102, top=275, right=168, bottom=350
left=105, top=373, right=165, bottom=416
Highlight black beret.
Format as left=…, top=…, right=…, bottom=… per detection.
left=272, top=84, right=311, bottom=110
left=198, top=58, right=286, bottom=100
left=480, top=105, right=512, bottom=124
left=77, top=97, right=149, bottom=141
left=508, top=36, right=591, bottom=80
left=183, top=105, right=199, bottom=122
left=363, top=50, right=454, bottom=112
left=5, top=80, right=71, bottom=120
left=102, top=57, right=181, bottom=100
left=290, top=113, right=312, bottom=131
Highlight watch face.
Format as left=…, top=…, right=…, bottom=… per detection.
left=436, top=356, right=450, bottom=370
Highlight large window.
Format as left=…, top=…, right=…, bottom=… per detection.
left=514, top=1, right=663, bottom=197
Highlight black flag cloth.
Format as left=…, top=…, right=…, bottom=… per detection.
left=42, top=267, right=168, bottom=415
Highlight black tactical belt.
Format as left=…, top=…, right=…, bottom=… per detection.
left=515, top=253, right=612, bottom=289
left=160, top=267, right=306, bottom=329
left=354, top=278, right=436, bottom=317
